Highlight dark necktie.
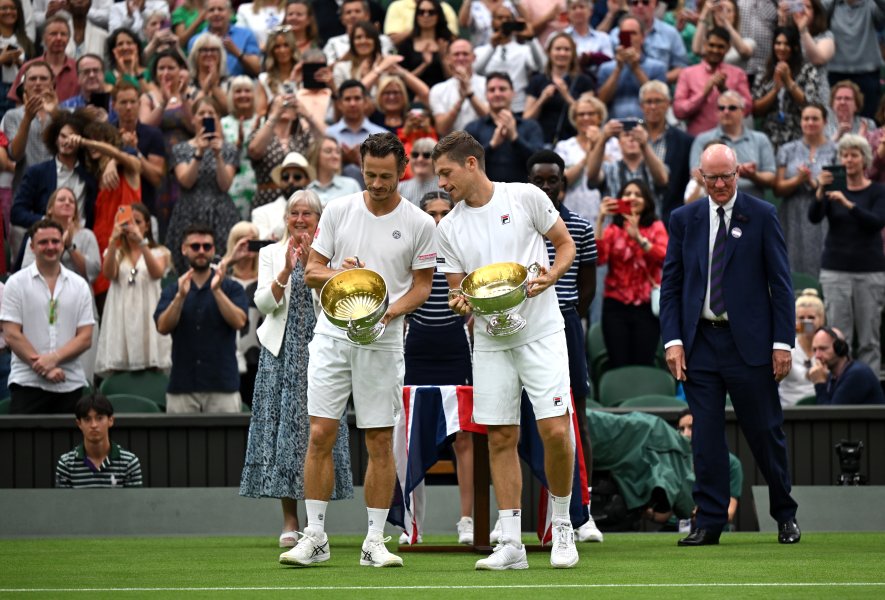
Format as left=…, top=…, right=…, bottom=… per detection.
left=710, top=206, right=727, bottom=316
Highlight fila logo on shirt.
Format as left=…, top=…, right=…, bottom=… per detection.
left=553, top=396, right=563, bottom=407
left=392, top=230, right=402, bottom=239
left=501, top=214, right=510, bottom=225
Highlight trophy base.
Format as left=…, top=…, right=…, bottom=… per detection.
left=485, top=313, right=526, bottom=337
left=347, top=322, right=386, bottom=345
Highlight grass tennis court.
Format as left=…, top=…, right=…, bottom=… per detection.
left=2, top=532, right=884, bottom=599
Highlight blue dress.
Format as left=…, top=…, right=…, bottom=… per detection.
left=240, top=265, right=354, bottom=500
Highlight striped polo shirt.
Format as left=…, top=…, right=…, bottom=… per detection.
left=546, top=204, right=598, bottom=310
left=55, top=443, right=143, bottom=488
left=410, top=270, right=464, bottom=328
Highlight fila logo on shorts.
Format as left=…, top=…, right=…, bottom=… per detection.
left=553, top=397, right=563, bottom=407
left=501, top=214, right=510, bottom=224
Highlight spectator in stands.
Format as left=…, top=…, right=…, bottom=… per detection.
left=8, top=16, right=79, bottom=103
left=673, top=27, right=752, bottom=137
left=827, top=81, right=877, bottom=143
left=326, top=80, right=387, bottom=178
left=779, top=288, right=824, bottom=407
left=12, top=110, right=98, bottom=233
left=104, top=28, right=147, bottom=89
left=527, top=150, right=604, bottom=543
left=142, top=12, right=179, bottom=61
left=398, top=137, right=440, bottom=203
left=0, top=0, right=33, bottom=119
left=110, top=1, right=170, bottom=43
left=384, top=0, right=459, bottom=45
left=429, top=39, right=489, bottom=136
left=253, top=152, right=310, bottom=240
left=188, top=33, right=229, bottom=117
left=736, top=0, right=777, bottom=86
left=609, top=0, right=688, bottom=83
left=811, top=134, right=885, bottom=371
left=235, top=0, right=285, bottom=51
left=822, top=0, right=881, bottom=119
left=95, top=203, right=171, bottom=376
left=281, top=0, right=321, bottom=57
left=1, top=219, right=94, bottom=414
left=397, top=102, right=438, bottom=181
left=172, top=0, right=209, bottom=49
left=155, top=223, right=248, bottom=413
left=809, top=326, right=885, bottom=404
left=597, top=15, right=667, bottom=120
left=586, top=116, right=669, bottom=206
left=221, top=76, right=259, bottom=220
left=247, top=92, right=319, bottom=210
left=188, top=0, right=261, bottom=78
left=773, top=102, right=836, bottom=277
left=690, top=90, right=776, bottom=200
left=306, top=136, right=362, bottom=208
left=59, top=55, right=111, bottom=113
left=293, top=50, right=334, bottom=129
left=866, top=95, right=885, bottom=184
left=777, top=0, right=833, bottom=100
left=371, top=75, right=418, bottom=133
left=324, top=0, right=396, bottom=65
left=68, top=0, right=108, bottom=62
left=464, top=72, right=544, bottom=183
left=752, top=25, right=824, bottom=150
left=691, top=0, right=755, bottom=68
left=167, top=97, right=241, bottom=274
left=524, top=32, right=596, bottom=146
left=3, top=61, right=55, bottom=188
left=256, top=26, right=298, bottom=112
left=595, top=179, right=667, bottom=368
left=473, top=5, right=543, bottom=115
left=223, top=222, right=261, bottom=407
left=396, top=0, right=453, bottom=91
left=55, top=393, right=143, bottom=488
left=563, top=0, right=613, bottom=60
left=241, top=190, right=354, bottom=549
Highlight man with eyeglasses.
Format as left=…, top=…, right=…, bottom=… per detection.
left=155, top=223, right=248, bottom=414
left=253, top=152, right=314, bottom=240
left=0, top=219, right=94, bottom=414
left=673, top=27, right=752, bottom=137
left=689, top=90, right=776, bottom=201
left=59, top=54, right=111, bottom=113
left=187, top=0, right=260, bottom=77
left=608, top=0, right=687, bottom=84
left=660, top=143, right=800, bottom=547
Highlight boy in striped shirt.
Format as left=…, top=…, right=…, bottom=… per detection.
left=55, top=394, right=143, bottom=488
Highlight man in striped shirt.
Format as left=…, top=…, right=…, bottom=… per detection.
left=527, top=149, right=602, bottom=543
left=55, top=394, right=143, bottom=488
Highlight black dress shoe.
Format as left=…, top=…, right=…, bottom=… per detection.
left=778, top=519, right=801, bottom=544
left=677, top=529, right=721, bottom=546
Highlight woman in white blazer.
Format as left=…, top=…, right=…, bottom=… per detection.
left=239, top=190, right=354, bottom=548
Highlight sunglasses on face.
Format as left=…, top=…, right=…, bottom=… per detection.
left=628, top=0, right=652, bottom=5
left=189, top=242, right=214, bottom=252
left=281, top=172, right=306, bottom=182
left=718, top=105, right=740, bottom=112
left=412, top=151, right=432, bottom=159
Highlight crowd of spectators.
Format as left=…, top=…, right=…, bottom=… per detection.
left=0, top=0, right=884, bottom=420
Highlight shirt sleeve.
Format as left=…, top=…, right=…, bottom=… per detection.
left=153, top=281, right=178, bottom=325
left=55, top=455, right=72, bottom=488
left=124, top=455, right=144, bottom=487
left=411, top=213, right=438, bottom=270
left=524, top=184, right=559, bottom=235
left=76, top=278, right=96, bottom=328
left=0, top=275, right=22, bottom=324
left=435, top=220, right=463, bottom=274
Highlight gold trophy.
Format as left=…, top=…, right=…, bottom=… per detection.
left=449, top=262, right=541, bottom=336
left=320, top=266, right=389, bottom=345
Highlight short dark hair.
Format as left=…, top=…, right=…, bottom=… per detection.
left=360, top=132, right=408, bottom=172
left=338, top=79, right=367, bottom=98
left=106, top=28, right=143, bottom=72
left=183, top=223, right=215, bottom=241
left=803, top=101, right=829, bottom=122
left=707, top=26, right=731, bottom=44
left=43, top=110, right=88, bottom=156
left=44, top=15, right=70, bottom=35
left=150, top=49, right=187, bottom=82
left=526, top=149, right=565, bottom=175
left=613, top=178, right=658, bottom=228
left=431, top=131, right=486, bottom=172
left=28, top=218, right=64, bottom=240
left=485, top=71, right=513, bottom=89
left=112, top=80, right=140, bottom=100
left=677, top=407, right=691, bottom=421
left=75, top=393, right=114, bottom=420
left=76, top=53, right=105, bottom=73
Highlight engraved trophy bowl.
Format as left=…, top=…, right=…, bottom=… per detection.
left=320, top=267, right=389, bottom=345
left=449, top=261, right=541, bottom=336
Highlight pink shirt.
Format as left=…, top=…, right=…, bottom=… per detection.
left=672, top=61, right=753, bottom=137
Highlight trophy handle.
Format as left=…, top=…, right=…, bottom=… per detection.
left=447, top=287, right=463, bottom=301
left=526, top=262, right=542, bottom=280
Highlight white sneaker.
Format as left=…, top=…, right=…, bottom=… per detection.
left=475, top=543, right=529, bottom=570
left=398, top=531, right=422, bottom=544
left=489, top=519, right=502, bottom=544
left=550, top=521, right=579, bottom=568
left=576, top=516, right=604, bottom=543
left=279, top=529, right=330, bottom=566
left=456, top=516, right=474, bottom=545
left=278, top=531, right=297, bottom=548
left=360, top=535, right=404, bottom=567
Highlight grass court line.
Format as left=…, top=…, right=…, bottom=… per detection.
left=3, top=583, right=885, bottom=592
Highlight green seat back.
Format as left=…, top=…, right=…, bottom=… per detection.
left=619, top=394, right=687, bottom=408
left=792, top=272, right=823, bottom=300
left=0, top=397, right=10, bottom=414
left=796, top=395, right=818, bottom=406
left=100, top=371, right=169, bottom=410
left=598, top=366, right=677, bottom=407
left=107, top=394, right=161, bottom=413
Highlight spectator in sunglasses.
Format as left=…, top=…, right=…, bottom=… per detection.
left=252, top=151, right=314, bottom=240
left=398, top=136, right=440, bottom=204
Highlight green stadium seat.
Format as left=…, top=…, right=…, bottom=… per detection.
left=100, top=371, right=169, bottom=410
left=792, top=272, right=823, bottom=300
left=107, top=394, right=161, bottom=413
left=0, top=397, right=9, bottom=414
left=598, top=366, right=677, bottom=407
left=586, top=321, right=610, bottom=383
left=619, top=394, right=687, bottom=408
left=796, top=395, right=818, bottom=406
left=241, top=402, right=252, bottom=413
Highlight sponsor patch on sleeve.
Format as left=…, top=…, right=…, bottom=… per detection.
left=418, top=252, right=437, bottom=262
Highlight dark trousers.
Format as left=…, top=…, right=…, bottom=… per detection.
left=829, top=69, right=881, bottom=119
left=602, top=297, right=660, bottom=369
left=683, top=323, right=798, bottom=530
left=9, top=383, right=85, bottom=414
left=562, top=306, right=592, bottom=476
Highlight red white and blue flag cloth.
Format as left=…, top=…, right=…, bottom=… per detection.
left=389, top=385, right=589, bottom=544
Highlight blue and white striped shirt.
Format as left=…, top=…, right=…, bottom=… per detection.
left=546, top=204, right=597, bottom=310
left=410, top=270, right=463, bottom=327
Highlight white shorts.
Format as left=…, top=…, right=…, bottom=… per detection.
left=473, top=331, right=571, bottom=426
left=307, top=334, right=404, bottom=429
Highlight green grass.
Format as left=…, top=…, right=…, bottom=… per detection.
left=1, top=533, right=884, bottom=599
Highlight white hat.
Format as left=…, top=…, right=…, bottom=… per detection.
left=270, top=152, right=315, bottom=186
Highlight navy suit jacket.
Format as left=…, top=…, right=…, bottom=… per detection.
left=659, top=191, right=794, bottom=367
left=11, top=159, right=98, bottom=229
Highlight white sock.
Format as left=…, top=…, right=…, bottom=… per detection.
left=552, top=494, right=571, bottom=524
left=499, top=509, right=522, bottom=546
left=588, top=486, right=593, bottom=510
left=305, top=499, right=328, bottom=535
left=367, top=507, right=388, bottom=538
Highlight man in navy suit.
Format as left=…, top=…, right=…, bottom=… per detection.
left=659, top=144, right=800, bottom=546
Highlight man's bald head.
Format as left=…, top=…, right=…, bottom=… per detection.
left=700, top=144, right=739, bottom=205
